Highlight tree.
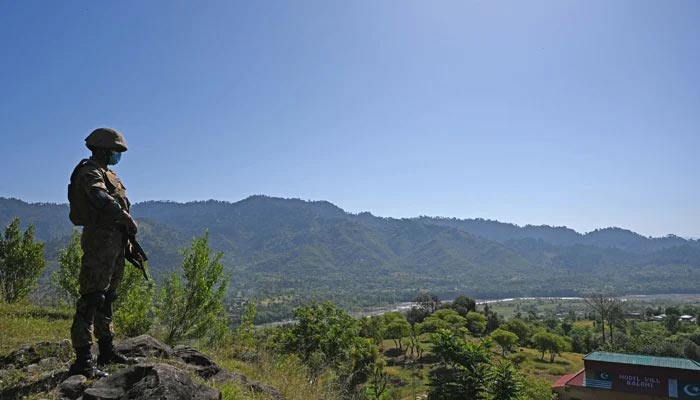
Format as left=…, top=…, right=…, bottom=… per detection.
left=583, top=293, right=617, bottom=344
left=665, top=308, right=681, bottom=334
left=569, top=325, right=596, bottom=354
left=502, top=318, right=531, bottom=345
left=607, top=303, right=627, bottom=343
left=235, top=300, right=257, bottom=348
left=490, top=329, right=519, bottom=356
left=157, top=232, right=229, bottom=344
left=359, top=316, right=386, bottom=346
left=383, top=312, right=411, bottom=351
left=415, top=292, right=441, bottom=314
left=520, top=376, right=557, bottom=400
left=51, top=229, right=82, bottom=306
left=284, top=302, right=360, bottom=369
left=428, top=329, right=491, bottom=399
left=532, top=332, right=569, bottom=363
left=281, top=302, right=379, bottom=394
left=0, top=218, right=46, bottom=303
left=443, top=295, right=476, bottom=317
left=365, top=359, right=390, bottom=400
left=465, top=312, right=487, bottom=336
left=420, top=309, right=467, bottom=334
left=486, top=312, right=500, bottom=333
left=406, top=305, right=430, bottom=325
left=486, top=361, right=521, bottom=400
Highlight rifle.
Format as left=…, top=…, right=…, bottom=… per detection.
left=126, top=234, right=150, bottom=281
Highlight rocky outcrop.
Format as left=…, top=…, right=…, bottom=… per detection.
left=0, top=340, right=73, bottom=398
left=0, top=340, right=72, bottom=369
left=82, top=363, right=220, bottom=400
left=0, top=335, right=283, bottom=400
left=57, top=375, right=88, bottom=399
left=115, top=335, right=174, bottom=359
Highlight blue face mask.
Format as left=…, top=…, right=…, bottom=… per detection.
left=108, top=151, right=122, bottom=165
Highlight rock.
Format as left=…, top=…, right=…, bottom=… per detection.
left=212, top=370, right=248, bottom=384
left=0, top=369, right=69, bottom=399
left=1, top=336, right=282, bottom=400
left=1, top=341, right=72, bottom=369
left=82, top=363, right=220, bottom=400
left=213, top=370, right=283, bottom=399
left=114, top=335, right=174, bottom=359
left=247, top=381, right=283, bottom=399
left=173, top=346, right=221, bottom=379
left=39, top=357, right=61, bottom=369
left=173, top=346, right=216, bottom=367
left=56, top=374, right=87, bottom=399
left=25, top=363, right=40, bottom=374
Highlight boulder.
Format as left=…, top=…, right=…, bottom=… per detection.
left=0, top=369, right=69, bottom=399
left=0, top=340, right=72, bottom=369
left=213, top=370, right=283, bottom=399
left=82, top=363, right=220, bottom=400
left=173, top=346, right=221, bottom=379
left=56, top=374, right=87, bottom=399
left=114, top=335, right=174, bottom=359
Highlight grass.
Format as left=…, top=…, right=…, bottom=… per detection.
left=1, top=302, right=331, bottom=400
left=0, top=302, right=73, bottom=356
left=506, top=347, right=583, bottom=382
left=207, top=347, right=341, bottom=400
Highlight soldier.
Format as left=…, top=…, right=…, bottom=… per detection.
left=67, top=128, right=139, bottom=377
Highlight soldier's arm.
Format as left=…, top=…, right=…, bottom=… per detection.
left=79, top=167, right=136, bottom=229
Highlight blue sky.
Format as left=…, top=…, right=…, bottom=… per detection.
left=1, top=1, right=698, bottom=237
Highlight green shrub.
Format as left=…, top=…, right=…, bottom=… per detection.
left=114, top=261, right=154, bottom=337
left=156, top=232, right=229, bottom=345
left=0, top=218, right=46, bottom=303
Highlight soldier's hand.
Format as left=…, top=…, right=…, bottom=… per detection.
left=123, top=211, right=138, bottom=234
left=129, top=247, right=144, bottom=262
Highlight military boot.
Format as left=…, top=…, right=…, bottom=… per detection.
left=97, top=337, right=134, bottom=366
left=68, top=345, right=109, bottom=378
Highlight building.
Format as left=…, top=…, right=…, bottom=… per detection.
left=553, top=351, right=700, bottom=400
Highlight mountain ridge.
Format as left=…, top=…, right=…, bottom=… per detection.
left=2, top=195, right=699, bottom=322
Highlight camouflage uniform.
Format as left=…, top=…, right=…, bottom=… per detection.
left=70, top=162, right=131, bottom=348
left=67, top=127, right=136, bottom=378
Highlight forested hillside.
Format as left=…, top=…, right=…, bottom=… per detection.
left=2, top=196, right=700, bottom=321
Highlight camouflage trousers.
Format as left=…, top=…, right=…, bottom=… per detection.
left=70, top=226, right=125, bottom=348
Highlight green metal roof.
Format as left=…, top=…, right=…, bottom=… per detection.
left=584, top=351, right=700, bottom=371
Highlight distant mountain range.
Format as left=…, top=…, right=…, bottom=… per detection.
left=2, top=196, right=699, bottom=320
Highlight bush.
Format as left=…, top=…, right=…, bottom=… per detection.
left=51, top=229, right=82, bottom=306
left=114, top=261, right=154, bottom=337
left=279, top=302, right=379, bottom=396
left=0, top=218, right=46, bottom=303
left=156, top=232, right=229, bottom=344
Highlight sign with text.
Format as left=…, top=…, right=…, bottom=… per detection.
left=613, top=373, right=667, bottom=396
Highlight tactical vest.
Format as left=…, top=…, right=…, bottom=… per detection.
left=68, top=159, right=130, bottom=226
left=104, top=169, right=130, bottom=212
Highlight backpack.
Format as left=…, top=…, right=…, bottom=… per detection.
left=67, top=159, right=100, bottom=226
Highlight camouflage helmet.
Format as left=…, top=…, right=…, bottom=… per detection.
left=85, top=128, right=128, bottom=152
